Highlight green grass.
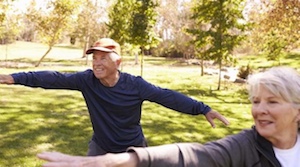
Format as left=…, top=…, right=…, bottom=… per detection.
left=236, top=52, right=300, bottom=70
left=0, top=41, right=299, bottom=166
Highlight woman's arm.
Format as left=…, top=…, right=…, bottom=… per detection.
left=37, top=151, right=138, bottom=167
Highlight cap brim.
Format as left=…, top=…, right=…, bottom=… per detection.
left=86, top=47, right=114, bottom=54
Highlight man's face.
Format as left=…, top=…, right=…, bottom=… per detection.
left=92, top=51, right=119, bottom=80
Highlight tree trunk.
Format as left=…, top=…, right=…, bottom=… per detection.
left=217, top=58, right=222, bottom=90
left=35, top=45, right=53, bottom=67
left=140, top=52, right=144, bottom=77
left=135, top=53, right=139, bottom=65
left=200, top=59, right=204, bottom=76
left=83, top=34, right=90, bottom=65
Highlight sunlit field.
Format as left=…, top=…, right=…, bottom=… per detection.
left=0, top=41, right=299, bottom=166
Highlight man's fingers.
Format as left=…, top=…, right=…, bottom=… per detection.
left=217, top=114, right=230, bottom=126
left=222, top=118, right=230, bottom=126
left=205, top=110, right=230, bottom=128
left=209, top=120, right=216, bottom=128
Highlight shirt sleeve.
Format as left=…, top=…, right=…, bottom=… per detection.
left=127, top=144, right=185, bottom=167
left=127, top=130, right=258, bottom=167
left=11, top=70, right=86, bottom=90
left=135, top=76, right=211, bottom=115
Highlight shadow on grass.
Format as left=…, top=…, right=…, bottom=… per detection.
left=140, top=81, right=252, bottom=146
left=142, top=105, right=252, bottom=147
left=0, top=80, right=252, bottom=166
left=175, top=85, right=249, bottom=104
left=0, top=89, right=91, bottom=166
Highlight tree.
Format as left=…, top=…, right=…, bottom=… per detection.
left=154, top=0, right=195, bottom=59
left=108, top=0, right=141, bottom=66
left=0, top=0, right=22, bottom=65
left=108, top=0, right=160, bottom=76
left=108, top=0, right=136, bottom=64
left=129, top=0, right=160, bottom=76
left=248, top=0, right=300, bottom=65
left=0, top=0, right=20, bottom=45
left=187, top=0, right=247, bottom=90
left=108, top=0, right=134, bottom=45
left=26, top=0, right=80, bottom=67
left=72, top=0, right=109, bottom=64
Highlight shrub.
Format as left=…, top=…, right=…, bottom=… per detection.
left=238, top=63, right=252, bottom=79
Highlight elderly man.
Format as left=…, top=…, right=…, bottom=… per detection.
left=0, top=38, right=229, bottom=156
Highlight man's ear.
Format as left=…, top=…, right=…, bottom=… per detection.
left=116, top=59, right=122, bottom=67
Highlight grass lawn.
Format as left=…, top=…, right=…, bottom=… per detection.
left=0, top=41, right=299, bottom=166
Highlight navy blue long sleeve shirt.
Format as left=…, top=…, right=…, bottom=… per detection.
left=11, top=70, right=211, bottom=152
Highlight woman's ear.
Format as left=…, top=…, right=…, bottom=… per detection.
left=296, top=108, right=300, bottom=123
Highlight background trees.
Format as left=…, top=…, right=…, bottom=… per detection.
left=128, top=0, right=160, bottom=76
left=154, top=0, right=195, bottom=59
left=72, top=0, right=109, bottom=64
left=0, top=0, right=21, bottom=45
left=108, top=0, right=139, bottom=65
left=108, top=0, right=159, bottom=76
left=187, top=0, right=247, bottom=90
left=248, top=0, right=300, bottom=65
left=1, top=0, right=300, bottom=87
left=26, top=0, right=80, bottom=67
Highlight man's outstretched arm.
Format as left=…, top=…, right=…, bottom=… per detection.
left=0, top=74, right=14, bottom=84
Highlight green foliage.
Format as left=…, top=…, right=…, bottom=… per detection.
left=238, top=63, right=252, bottom=79
left=108, top=0, right=160, bottom=76
left=0, top=12, right=4, bottom=24
left=107, top=0, right=135, bottom=45
left=0, top=0, right=21, bottom=44
left=187, top=0, right=248, bottom=90
left=249, top=0, right=300, bottom=65
left=108, top=0, right=160, bottom=49
left=72, top=0, right=108, bottom=48
left=263, top=31, right=286, bottom=64
left=25, top=0, right=81, bottom=66
left=26, top=0, right=79, bottom=46
left=129, top=0, right=160, bottom=48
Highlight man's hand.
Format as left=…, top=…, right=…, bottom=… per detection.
left=0, top=74, right=14, bottom=84
left=205, top=110, right=230, bottom=128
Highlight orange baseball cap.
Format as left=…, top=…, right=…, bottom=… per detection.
left=86, top=38, right=121, bottom=56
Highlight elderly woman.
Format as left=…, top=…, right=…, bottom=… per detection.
left=38, top=66, right=300, bottom=167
